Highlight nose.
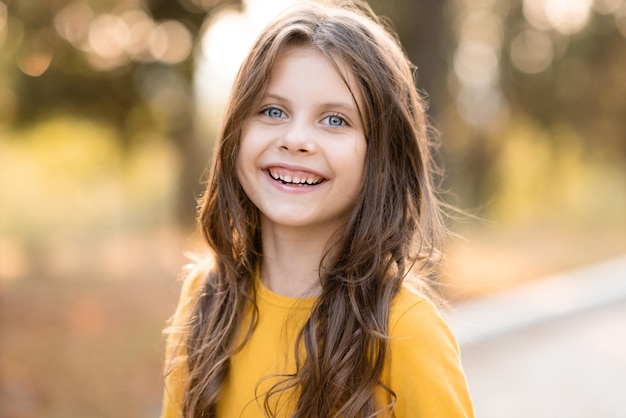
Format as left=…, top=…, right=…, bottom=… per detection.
left=277, top=118, right=316, bottom=154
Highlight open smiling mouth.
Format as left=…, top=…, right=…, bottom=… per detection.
left=268, top=168, right=325, bottom=186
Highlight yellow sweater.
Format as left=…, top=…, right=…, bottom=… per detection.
left=161, top=271, right=474, bottom=417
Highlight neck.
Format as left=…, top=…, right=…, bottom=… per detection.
left=260, top=221, right=340, bottom=298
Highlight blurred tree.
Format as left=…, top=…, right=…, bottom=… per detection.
left=441, top=0, right=626, bottom=214
left=2, top=0, right=625, bottom=228
left=368, top=0, right=450, bottom=115
left=503, top=13, right=626, bottom=157
left=2, top=0, right=241, bottom=227
left=3, top=0, right=453, bottom=228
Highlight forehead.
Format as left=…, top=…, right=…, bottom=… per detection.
left=264, top=45, right=365, bottom=112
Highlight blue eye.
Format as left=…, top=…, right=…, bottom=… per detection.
left=325, top=114, right=347, bottom=127
left=263, top=107, right=284, bottom=118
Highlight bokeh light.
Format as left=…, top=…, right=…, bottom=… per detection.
left=16, top=50, right=53, bottom=77
left=151, top=20, right=193, bottom=64
left=510, top=29, right=554, bottom=73
left=53, top=2, right=193, bottom=71
left=122, top=9, right=156, bottom=61
left=454, top=39, right=499, bottom=88
left=523, top=0, right=553, bottom=30
left=458, top=10, right=505, bottom=51
left=54, top=2, right=94, bottom=45
left=452, top=1, right=507, bottom=129
left=87, top=14, right=131, bottom=69
left=198, top=8, right=252, bottom=107
left=524, top=0, right=594, bottom=34
left=195, top=0, right=298, bottom=126
left=544, top=0, right=593, bottom=34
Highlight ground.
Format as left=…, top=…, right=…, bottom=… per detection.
left=1, top=225, right=625, bottom=417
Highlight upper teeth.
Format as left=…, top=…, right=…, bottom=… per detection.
left=269, top=170, right=321, bottom=185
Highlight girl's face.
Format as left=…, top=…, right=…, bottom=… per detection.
left=237, top=46, right=367, bottom=235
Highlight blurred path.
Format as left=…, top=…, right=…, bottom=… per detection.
left=448, top=255, right=626, bottom=418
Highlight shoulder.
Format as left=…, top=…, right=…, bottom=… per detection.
left=389, top=283, right=453, bottom=342
left=388, top=283, right=461, bottom=362
left=161, top=257, right=213, bottom=417
left=169, top=255, right=213, bottom=326
left=384, top=283, right=475, bottom=417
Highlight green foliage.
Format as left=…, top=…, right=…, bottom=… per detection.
left=0, top=115, right=180, bottom=240
left=486, top=116, right=626, bottom=228
left=2, top=0, right=622, bottom=233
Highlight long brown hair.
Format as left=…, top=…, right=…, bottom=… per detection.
left=169, top=1, right=447, bottom=416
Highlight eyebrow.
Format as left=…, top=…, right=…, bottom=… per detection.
left=262, top=92, right=359, bottom=113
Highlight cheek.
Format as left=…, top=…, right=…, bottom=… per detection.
left=336, top=139, right=367, bottom=197
left=235, top=141, right=257, bottom=199
left=235, top=149, right=249, bottom=188
left=237, top=125, right=258, bottom=165
left=352, top=138, right=367, bottom=179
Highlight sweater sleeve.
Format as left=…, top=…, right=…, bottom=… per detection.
left=160, top=265, right=206, bottom=418
left=386, top=295, right=475, bottom=417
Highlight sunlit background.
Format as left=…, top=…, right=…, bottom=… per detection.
left=1, top=0, right=625, bottom=416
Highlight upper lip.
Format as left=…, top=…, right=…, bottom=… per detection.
left=261, top=162, right=328, bottom=180
left=261, top=163, right=328, bottom=181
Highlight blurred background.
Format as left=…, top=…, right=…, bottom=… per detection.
left=0, top=0, right=624, bottom=416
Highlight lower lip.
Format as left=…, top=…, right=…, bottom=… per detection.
left=264, top=170, right=325, bottom=193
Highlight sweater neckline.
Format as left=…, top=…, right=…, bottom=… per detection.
left=254, top=273, right=318, bottom=310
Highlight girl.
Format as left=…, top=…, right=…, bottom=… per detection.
left=162, top=1, right=474, bottom=417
